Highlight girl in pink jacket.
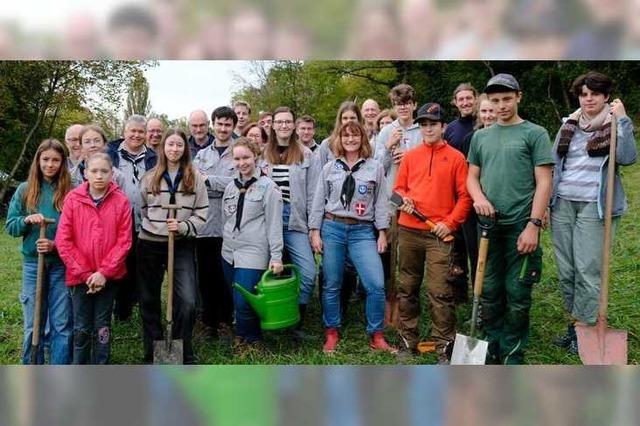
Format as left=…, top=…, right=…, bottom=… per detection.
left=55, top=153, right=132, bottom=364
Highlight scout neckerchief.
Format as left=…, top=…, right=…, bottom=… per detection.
left=162, top=169, right=183, bottom=204
left=233, top=176, right=258, bottom=231
left=336, top=158, right=366, bottom=211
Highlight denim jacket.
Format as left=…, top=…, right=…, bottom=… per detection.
left=261, top=145, right=321, bottom=233
left=193, top=143, right=236, bottom=237
left=550, top=115, right=637, bottom=218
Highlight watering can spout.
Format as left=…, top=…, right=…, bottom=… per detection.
left=233, top=283, right=266, bottom=318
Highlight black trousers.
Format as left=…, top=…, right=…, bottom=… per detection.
left=114, top=230, right=138, bottom=320
left=137, top=238, right=197, bottom=362
left=196, top=237, right=233, bottom=330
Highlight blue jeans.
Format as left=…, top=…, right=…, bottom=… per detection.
left=282, top=203, right=317, bottom=305
left=222, top=260, right=263, bottom=343
left=20, top=261, right=73, bottom=364
left=320, top=220, right=385, bottom=334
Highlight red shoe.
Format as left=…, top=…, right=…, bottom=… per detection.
left=323, top=328, right=339, bottom=353
left=370, top=331, right=398, bottom=354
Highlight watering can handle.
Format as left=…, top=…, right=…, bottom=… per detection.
left=260, top=263, right=300, bottom=283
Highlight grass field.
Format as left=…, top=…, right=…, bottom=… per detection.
left=0, top=164, right=638, bottom=365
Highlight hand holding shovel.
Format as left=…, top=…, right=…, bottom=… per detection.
left=29, top=217, right=55, bottom=364
left=154, top=204, right=184, bottom=364
left=389, top=192, right=454, bottom=242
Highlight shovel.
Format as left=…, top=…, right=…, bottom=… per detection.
left=450, top=218, right=493, bottom=365
left=30, top=218, right=55, bottom=365
left=154, top=204, right=184, bottom=364
left=576, top=115, right=627, bottom=365
left=389, top=192, right=454, bottom=242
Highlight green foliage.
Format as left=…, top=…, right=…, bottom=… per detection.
left=125, top=69, right=152, bottom=119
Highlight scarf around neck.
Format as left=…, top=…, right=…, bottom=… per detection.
left=233, top=176, right=258, bottom=231
left=557, top=104, right=612, bottom=157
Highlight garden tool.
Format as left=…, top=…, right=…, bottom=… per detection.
left=450, top=216, right=494, bottom=365
left=389, top=192, right=454, bottom=242
left=30, top=218, right=55, bottom=365
left=154, top=204, right=183, bottom=364
left=576, top=115, right=628, bottom=365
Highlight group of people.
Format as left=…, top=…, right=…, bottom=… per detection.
left=6, top=70, right=636, bottom=365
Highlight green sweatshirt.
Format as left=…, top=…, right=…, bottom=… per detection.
left=5, top=181, right=63, bottom=265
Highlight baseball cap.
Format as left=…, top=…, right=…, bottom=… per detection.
left=485, top=73, right=520, bottom=93
left=415, top=102, right=445, bottom=123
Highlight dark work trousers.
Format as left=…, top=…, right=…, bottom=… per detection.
left=450, top=210, right=479, bottom=303
left=196, top=236, right=233, bottom=330
left=69, top=282, right=118, bottom=364
left=137, top=238, right=197, bottom=363
left=114, top=227, right=139, bottom=321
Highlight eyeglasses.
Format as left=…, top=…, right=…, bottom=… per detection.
left=274, top=120, right=294, bottom=126
left=147, top=129, right=163, bottom=134
left=82, top=139, right=104, bottom=146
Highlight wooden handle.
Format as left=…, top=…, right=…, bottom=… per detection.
left=32, top=218, right=55, bottom=354
left=598, top=115, right=617, bottom=320
left=473, top=231, right=490, bottom=297
left=165, top=207, right=176, bottom=323
left=424, top=219, right=455, bottom=242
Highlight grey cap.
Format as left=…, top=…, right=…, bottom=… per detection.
left=485, top=73, right=520, bottom=92
left=415, top=102, right=445, bottom=123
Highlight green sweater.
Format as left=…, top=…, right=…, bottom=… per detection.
left=5, top=181, right=63, bottom=265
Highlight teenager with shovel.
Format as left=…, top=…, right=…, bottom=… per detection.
left=5, top=139, right=73, bottom=364
left=550, top=72, right=637, bottom=359
left=138, top=129, right=209, bottom=364
left=467, top=74, right=554, bottom=364
left=392, top=103, right=472, bottom=363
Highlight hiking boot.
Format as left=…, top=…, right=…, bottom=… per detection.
left=369, top=332, right=398, bottom=354
left=553, top=324, right=576, bottom=349
left=323, top=328, right=339, bottom=354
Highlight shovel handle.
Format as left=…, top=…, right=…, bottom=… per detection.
left=31, top=218, right=56, bottom=363
left=598, top=115, right=616, bottom=321
left=163, top=205, right=179, bottom=323
left=469, top=229, right=490, bottom=337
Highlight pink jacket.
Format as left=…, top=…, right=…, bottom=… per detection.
left=55, top=182, right=132, bottom=286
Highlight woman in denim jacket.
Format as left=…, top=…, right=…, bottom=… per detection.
left=550, top=71, right=637, bottom=353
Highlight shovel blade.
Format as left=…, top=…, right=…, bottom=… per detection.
left=576, top=324, right=627, bottom=365
left=450, top=333, right=488, bottom=365
left=153, top=339, right=184, bottom=365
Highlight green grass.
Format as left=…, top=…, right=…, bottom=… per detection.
left=1, top=162, right=638, bottom=364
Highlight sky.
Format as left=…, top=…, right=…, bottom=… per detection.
left=144, top=60, right=264, bottom=121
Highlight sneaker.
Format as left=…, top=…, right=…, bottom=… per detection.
left=553, top=324, right=576, bottom=349
left=369, top=332, right=398, bottom=354
left=323, top=328, right=339, bottom=354
left=437, top=353, right=450, bottom=365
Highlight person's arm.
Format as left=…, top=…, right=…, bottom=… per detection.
left=309, top=167, right=328, bottom=254
left=178, top=174, right=210, bottom=237
left=611, top=102, right=637, bottom=166
left=54, top=199, right=93, bottom=282
left=4, top=184, right=29, bottom=237
left=264, top=183, right=284, bottom=273
left=516, top=165, right=553, bottom=254
left=373, top=163, right=389, bottom=253
left=98, top=198, right=133, bottom=279
left=306, top=152, right=322, bottom=220
left=466, top=164, right=495, bottom=217
left=443, top=158, right=473, bottom=232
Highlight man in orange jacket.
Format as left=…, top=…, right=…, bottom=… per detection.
left=394, top=102, right=472, bottom=363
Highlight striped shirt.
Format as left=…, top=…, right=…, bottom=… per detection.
left=271, top=164, right=291, bottom=203
left=557, top=129, right=601, bottom=202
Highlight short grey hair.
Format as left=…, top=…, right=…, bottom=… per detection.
left=125, top=114, right=147, bottom=129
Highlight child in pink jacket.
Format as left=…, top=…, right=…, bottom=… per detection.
left=55, top=153, right=132, bottom=364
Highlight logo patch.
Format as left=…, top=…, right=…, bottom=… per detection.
left=334, top=162, right=343, bottom=170
left=358, top=184, right=368, bottom=195
left=355, top=202, right=366, bottom=216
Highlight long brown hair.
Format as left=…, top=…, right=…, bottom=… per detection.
left=328, top=101, right=363, bottom=155
left=264, top=107, right=305, bottom=165
left=23, top=139, right=71, bottom=212
left=333, top=122, right=372, bottom=159
left=148, top=128, right=196, bottom=195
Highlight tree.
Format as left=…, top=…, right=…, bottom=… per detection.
left=0, top=61, right=151, bottom=203
left=125, top=69, right=152, bottom=119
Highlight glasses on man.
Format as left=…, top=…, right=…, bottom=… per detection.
left=274, top=120, right=294, bottom=126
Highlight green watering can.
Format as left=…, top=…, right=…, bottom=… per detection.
left=233, top=264, right=300, bottom=330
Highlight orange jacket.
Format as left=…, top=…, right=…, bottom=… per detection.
left=393, top=140, right=472, bottom=231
